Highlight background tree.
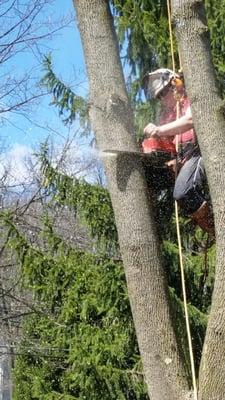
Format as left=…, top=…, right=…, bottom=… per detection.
left=7, top=146, right=212, bottom=399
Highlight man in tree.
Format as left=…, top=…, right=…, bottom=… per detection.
left=143, top=68, right=214, bottom=236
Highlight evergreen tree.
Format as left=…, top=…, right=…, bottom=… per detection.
left=6, top=147, right=214, bottom=399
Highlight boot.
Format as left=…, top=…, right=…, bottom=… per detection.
left=191, top=201, right=215, bottom=237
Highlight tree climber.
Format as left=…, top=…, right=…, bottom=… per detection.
left=143, top=68, right=214, bottom=236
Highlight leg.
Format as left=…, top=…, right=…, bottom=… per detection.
left=173, top=155, right=206, bottom=215
left=173, top=156, right=214, bottom=236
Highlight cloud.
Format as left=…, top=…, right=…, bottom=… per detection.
left=0, top=143, right=34, bottom=187
left=50, top=141, right=103, bottom=181
left=0, top=139, right=105, bottom=191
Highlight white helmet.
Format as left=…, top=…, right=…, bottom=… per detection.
left=143, top=68, right=179, bottom=99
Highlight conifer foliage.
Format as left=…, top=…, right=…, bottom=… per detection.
left=4, top=147, right=214, bottom=399
left=5, top=196, right=148, bottom=398
left=11, top=233, right=147, bottom=399
left=5, top=151, right=148, bottom=399
left=41, top=55, right=89, bottom=129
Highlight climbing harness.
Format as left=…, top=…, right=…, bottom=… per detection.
left=166, top=1, right=198, bottom=399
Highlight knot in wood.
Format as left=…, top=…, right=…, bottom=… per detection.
left=107, top=93, right=129, bottom=115
left=184, top=391, right=194, bottom=400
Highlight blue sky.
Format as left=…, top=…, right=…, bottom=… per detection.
left=1, top=0, right=86, bottom=150
left=0, top=0, right=94, bottom=187
left=0, top=0, right=132, bottom=186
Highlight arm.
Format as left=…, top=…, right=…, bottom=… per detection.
left=144, top=107, right=193, bottom=138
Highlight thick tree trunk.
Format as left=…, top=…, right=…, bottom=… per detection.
left=73, top=1, right=190, bottom=399
left=171, top=1, right=225, bottom=399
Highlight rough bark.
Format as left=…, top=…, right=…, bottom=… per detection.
left=171, top=1, right=225, bottom=399
left=73, top=1, right=190, bottom=399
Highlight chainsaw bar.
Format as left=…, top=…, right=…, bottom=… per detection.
left=103, top=149, right=143, bottom=156
left=102, top=149, right=173, bottom=167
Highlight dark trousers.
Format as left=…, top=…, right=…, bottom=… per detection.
left=173, top=155, right=206, bottom=215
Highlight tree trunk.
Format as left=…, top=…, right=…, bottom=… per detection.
left=73, top=1, right=190, bottom=399
left=0, top=340, right=12, bottom=400
left=171, top=1, right=225, bottom=399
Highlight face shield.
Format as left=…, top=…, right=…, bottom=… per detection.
left=143, top=68, right=177, bottom=100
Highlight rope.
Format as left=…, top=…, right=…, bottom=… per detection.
left=167, top=0, right=176, bottom=71
left=174, top=105, right=198, bottom=400
left=166, top=1, right=198, bottom=399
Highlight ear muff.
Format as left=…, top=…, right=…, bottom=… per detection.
left=171, top=77, right=183, bottom=88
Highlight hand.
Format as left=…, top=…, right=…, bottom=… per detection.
left=166, top=159, right=176, bottom=174
left=143, top=123, right=161, bottom=138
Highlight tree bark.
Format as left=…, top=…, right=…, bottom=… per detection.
left=73, top=1, right=190, bottom=399
left=171, top=1, right=225, bottom=399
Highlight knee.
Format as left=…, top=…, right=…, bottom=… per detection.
left=173, top=187, right=205, bottom=215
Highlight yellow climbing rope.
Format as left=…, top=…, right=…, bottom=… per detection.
left=166, top=1, right=198, bottom=399
left=167, top=0, right=176, bottom=71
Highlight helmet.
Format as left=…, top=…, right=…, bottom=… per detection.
left=143, top=68, right=180, bottom=100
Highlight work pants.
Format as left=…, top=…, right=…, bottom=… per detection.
left=173, top=155, right=207, bottom=215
